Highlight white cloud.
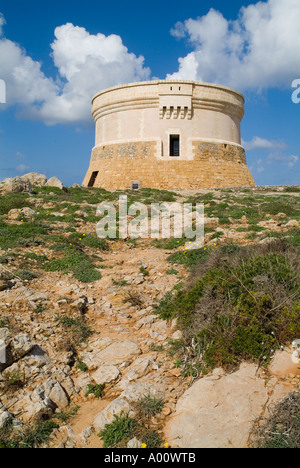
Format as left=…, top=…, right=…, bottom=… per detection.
left=245, top=135, right=299, bottom=171
left=242, top=137, right=287, bottom=151
left=16, top=164, right=30, bottom=173
left=0, top=13, right=5, bottom=36
left=167, top=0, right=300, bottom=90
left=268, top=153, right=299, bottom=168
left=0, top=19, right=151, bottom=125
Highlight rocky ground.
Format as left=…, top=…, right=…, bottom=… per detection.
left=0, top=174, right=299, bottom=448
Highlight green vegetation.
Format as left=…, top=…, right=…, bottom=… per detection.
left=157, top=241, right=300, bottom=375
left=0, top=220, right=47, bottom=250
left=44, top=251, right=101, bottom=283
left=251, top=392, right=300, bottom=448
left=16, top=269, right=38, bottom=281
left=85, top=384, right=105, bottom=399
left=136, top=394, right=165, bottom=419
left=99, top=412, right=138, bottom=448
left=55, top=314, right=93, bottom=344
left=76, top=360, right=88, bottom=372
left=54, top=405, right=80, bottom=424
left=0, top=420, right=58, bottom=449
left=0, top=194, right=30, bottom=215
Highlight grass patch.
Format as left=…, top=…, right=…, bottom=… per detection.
left=55, top=314, right=93, bottom=344
left=135, top=394, right=165, bottom=419
left=0, top=420, right=58, bottom=449
left=44, top=251, right=101, bottom=283
left=0, top=220, right=47, bottom=250
left=16, top=270, right=38, bottom=281
left=0, top=194, right=30, bottom=215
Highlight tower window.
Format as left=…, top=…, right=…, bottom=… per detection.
left=170, top=135, right=180, bottom=157
left=88, top=171, right=99, bottom=187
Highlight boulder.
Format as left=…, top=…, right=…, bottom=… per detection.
left=7, top=207, right=36, bottom=220
left=123, top=357, right=153, bottom=382
left=92, top=366, right=120, bottom=385
left=127, top=437, right=143, bottom=448
left=20, top=172, right=47, bottom=187
left=46, top=177, right=64, bottom=190
left=49, top=383, right=69, bottom=409
left=120, top=382, right=164, bottom=403
left=0, top=177, right=31, bottom=194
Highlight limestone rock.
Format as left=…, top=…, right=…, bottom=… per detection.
left=7, top=207, right=36, bottom=220
left=10, top=333, right=35, bottom=361
left=164, top=363, right=269, bottom=449
left=49, top=383, right=69, bottom=409
left=127, top=437, right=143, bottom=448
left=92, top=365, right=120, bottom=385
left=20, top=172, right=47, bottom=187
left=204, top=217, right=219, bottom=228
left=0, top=409, right=12, bottom=429
left=0, top=177, right=31, bottom=194
left=268, top=347, right=300, bottom=376
left=46, top=177, right=64, bottom=190
left=93, top=397, right=133, bottom=433
left=85, top=340, right=141, bottom=368
left=124, top=357, right=153, bottom=382
left=120, top=382, right=164, bottom=403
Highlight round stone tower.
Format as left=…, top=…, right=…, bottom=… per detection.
left=83, top=80, right=255, bottom=190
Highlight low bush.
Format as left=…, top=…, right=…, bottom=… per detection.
left=157, top=240, right=300, bottom=374
left=251, top=391, right=300, bottom=448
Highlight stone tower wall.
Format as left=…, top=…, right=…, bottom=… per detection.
left=83, top=80, right=255, bottom=190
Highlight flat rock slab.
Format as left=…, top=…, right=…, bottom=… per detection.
left=93, top=340, right=142, bottom=366
left=92, top=366, right=120, bottom=385
left=164, top=364, right=270, bottom=449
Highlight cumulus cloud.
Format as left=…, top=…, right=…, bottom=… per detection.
left=0, top=19, right=150, bottom=125
left=242, top=137, right=287, bottom=151
left=167, top=0, right=300, bottom=90
left=268, top=153, right=299, bottom=168
left=245, top=135, right=299, bottom=172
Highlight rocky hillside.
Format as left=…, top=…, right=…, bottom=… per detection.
left=0, top=174, right=299, bottom=448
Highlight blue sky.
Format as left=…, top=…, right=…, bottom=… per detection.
left=0, top=0, right=300, bottom=186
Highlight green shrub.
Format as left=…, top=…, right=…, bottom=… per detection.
left=99, top=412, right=138, bottom=448
left=157, top=241, right=300, bottom=372
left=77, top=361, right=88, bottom=372
left=251, top=391, right=300, bottom=448
left=85, top=384, right=105, bottom=399
left=136, top=395, right=165, bottom=418
left=0, top=220, right=47, bottom=250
